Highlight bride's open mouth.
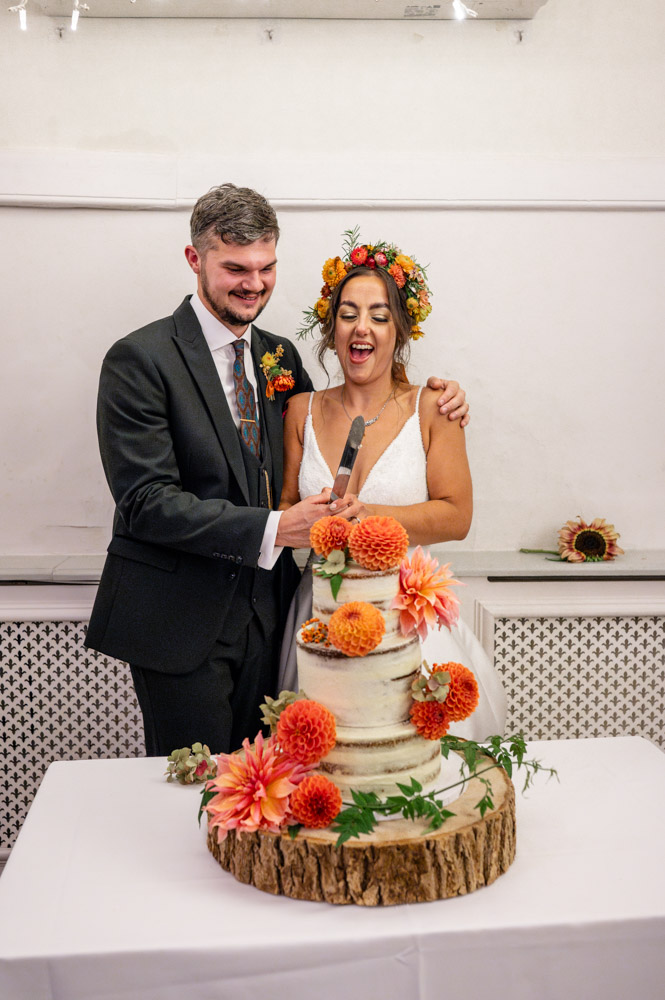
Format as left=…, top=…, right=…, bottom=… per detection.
left=349, top=342, right=374, bottom=363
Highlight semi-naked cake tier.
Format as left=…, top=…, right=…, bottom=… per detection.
left=297, top=560, right=440, bottom=797
left=311, top=561, right=402, bottom=634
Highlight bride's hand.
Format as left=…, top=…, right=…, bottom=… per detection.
left=327, top=490, right=368, bottom=522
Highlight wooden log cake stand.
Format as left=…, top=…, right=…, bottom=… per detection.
left=207, top=755, right=516, bottom=906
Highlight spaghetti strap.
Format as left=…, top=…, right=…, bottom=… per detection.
left=307, top=391, right=314, bottom=415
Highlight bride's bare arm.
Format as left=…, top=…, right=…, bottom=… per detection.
left=360, top=388, right=473, bottom=546
left=279, top=392, right=309, bottom=510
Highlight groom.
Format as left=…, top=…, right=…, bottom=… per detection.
left=85, top=183, right=469, bottom=757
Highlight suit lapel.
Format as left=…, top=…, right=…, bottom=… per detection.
left=171, top=298, right=250, bottom=505
left=251, top=327, right=285, bottom=502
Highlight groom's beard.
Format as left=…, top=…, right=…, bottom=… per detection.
left=200, top=268, right=270, bottom=331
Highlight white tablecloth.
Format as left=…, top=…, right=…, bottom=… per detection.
left=1, top=737, right=664, bottom=1000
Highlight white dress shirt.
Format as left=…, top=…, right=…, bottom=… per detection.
left=190, top=293, right=283, bottom=570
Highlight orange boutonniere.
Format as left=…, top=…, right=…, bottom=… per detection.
left=260, top=345, right=296, bottom=400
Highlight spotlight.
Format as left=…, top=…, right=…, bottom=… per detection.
left=452, top=1, right=478, bottom=19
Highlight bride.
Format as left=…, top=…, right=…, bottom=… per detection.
left=278, top=234, right=506, bottom=739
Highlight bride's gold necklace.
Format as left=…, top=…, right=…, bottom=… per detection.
left=341, top=386, right=395, bottom=427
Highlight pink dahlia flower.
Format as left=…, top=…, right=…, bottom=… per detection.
left=204, top=732, right=311, bottom=842
left=391, top=546, right=461, bottom=640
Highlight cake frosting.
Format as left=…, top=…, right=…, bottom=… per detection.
left=297, top=559, right=441, bottom=798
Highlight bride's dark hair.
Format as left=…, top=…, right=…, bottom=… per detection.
left=316, top=267, right=411, bottom=385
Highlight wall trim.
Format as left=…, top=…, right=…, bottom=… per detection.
left=2, top=196, right=664, bottom=212
left=2, top=150, right=665, bottom=210
left=0, top=586, right=97, bottom=621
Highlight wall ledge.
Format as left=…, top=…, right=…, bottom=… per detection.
left=1, top=550, right=664, bottom=585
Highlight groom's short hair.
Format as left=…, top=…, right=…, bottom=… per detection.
left=190, top=183, right=280, bottom=252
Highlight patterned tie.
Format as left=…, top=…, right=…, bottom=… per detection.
left=232, top=339, right=261, bottom=457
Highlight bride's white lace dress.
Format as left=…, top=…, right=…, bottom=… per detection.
left=278, top=388, right=506, bottom=740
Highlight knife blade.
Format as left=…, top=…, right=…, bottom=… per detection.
left=329, top=416, right=365, bottom=502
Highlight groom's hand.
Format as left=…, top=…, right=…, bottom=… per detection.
left=426, top=377, right=470, bottom=427
left=275, top=492, right=337, bottom=548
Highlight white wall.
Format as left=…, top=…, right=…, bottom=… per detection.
left=0, top=0, right=663, bottom=556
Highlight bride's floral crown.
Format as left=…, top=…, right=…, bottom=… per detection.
left=296, top=227, right=432, bottom=341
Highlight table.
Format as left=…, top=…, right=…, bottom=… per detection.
left=1, top=737, right=664, bottom=1000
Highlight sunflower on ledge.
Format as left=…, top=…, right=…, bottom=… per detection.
left=521, top=516, right=624, bottom=563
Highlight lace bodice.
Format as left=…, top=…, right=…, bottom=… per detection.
left=298, top=387, right=429, bottom=505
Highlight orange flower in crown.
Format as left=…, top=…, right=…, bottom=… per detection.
left=322, top=256, right=347, bottom=288
left=315, top=297, right=330, bottom=320
left=297, top=226, right=433, bottom=341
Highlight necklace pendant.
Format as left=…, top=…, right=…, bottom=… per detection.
left=341, top=385, right=395, bottom=428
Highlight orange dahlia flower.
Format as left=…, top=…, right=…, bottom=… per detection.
left=276, top=699, right=336, bottom=765
left=290, top=774, right=342, bottom=829
left=433, top=662, right=478, bottom=722
left=392, top=546, right=461, bottom=640
left=328, top=601, right=385, bottom=656
left=310, top=515, right=353, bottom=557
left=410, top=699, right=451, bottom=740
left=558, top=516, right=624, bottom=563
left=348, top=515, right=409, bottom=571
left=204, top=732, right=310, bottom=842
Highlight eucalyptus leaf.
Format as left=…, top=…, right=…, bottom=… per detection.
left=197, top=787, right=215, bottom=826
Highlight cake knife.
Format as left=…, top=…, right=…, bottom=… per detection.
left=329, top=416, right=365, bottom=502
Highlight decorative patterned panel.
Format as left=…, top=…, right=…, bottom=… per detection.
left=494, top=615, right=665, bottom=749
left=1, top=621, right=144, bottom=850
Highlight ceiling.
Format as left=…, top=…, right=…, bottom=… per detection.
left=33, top=1, right=550, bottom=21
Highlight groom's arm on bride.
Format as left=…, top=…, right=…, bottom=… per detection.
left=426, top=377, right=470, bottom=426
left=357, top=386, right=472, bottom=547
left=276, top=392, right=364, bottom=547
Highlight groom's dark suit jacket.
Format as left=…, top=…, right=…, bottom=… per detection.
left=85, top=296, right=313, bottom=675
